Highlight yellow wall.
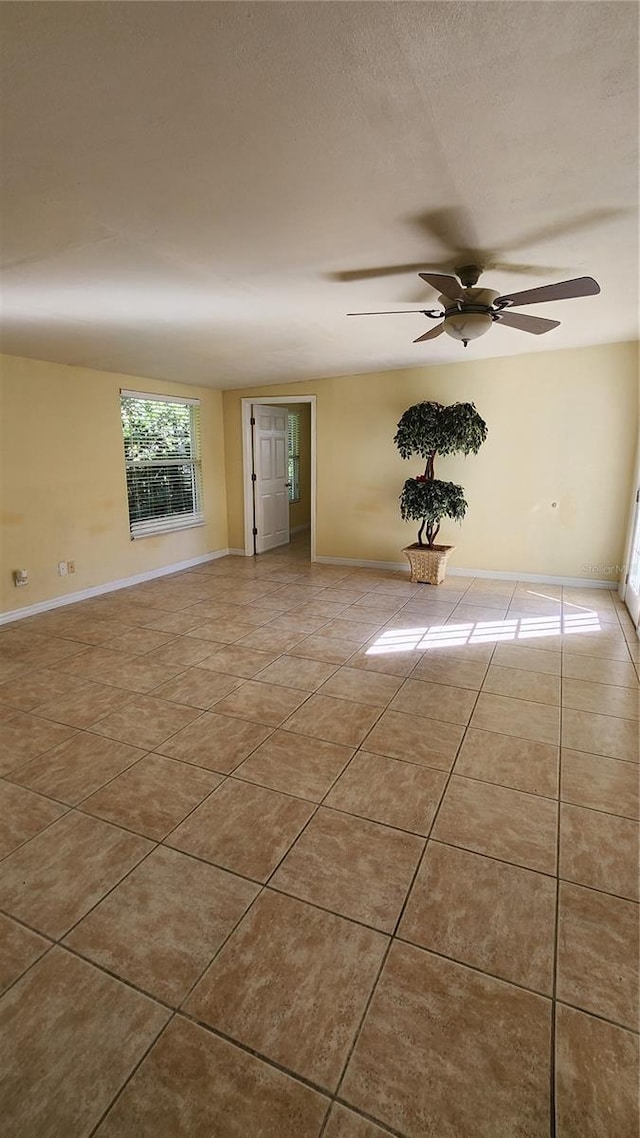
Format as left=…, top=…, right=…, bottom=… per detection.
left=3, top=340, right=636, bottom=615
left=1, top=354, right=229, bottom=613
left=223, top=341, right=638, bottom=581
left=285, top=402, right=311, bottom=532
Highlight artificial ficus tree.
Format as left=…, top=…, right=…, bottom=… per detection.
left=394, top=401, right=488, bottom=547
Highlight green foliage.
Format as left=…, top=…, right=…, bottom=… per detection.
left=121, top=398, right=193, bottom=462
left=394, top=399, right=487, bottom=548
left=400, top=478, right=467, bottom=547
left=394, top=401, right=488, bottom=461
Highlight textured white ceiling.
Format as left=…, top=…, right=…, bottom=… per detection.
left=1, top=2, right=638, bottom=388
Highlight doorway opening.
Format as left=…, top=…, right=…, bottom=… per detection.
left=241, top=395, right=316, bottom=560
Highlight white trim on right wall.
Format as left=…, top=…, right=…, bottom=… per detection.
left=314, top=555, right=616, bottom=589
left=619, top=442, right=640, bottom=629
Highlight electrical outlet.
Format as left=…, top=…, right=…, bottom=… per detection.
left=13, top=569, right=28, bottom=587
left=57, top=561, right=68, bottom=576
left=67, top=561, right=75, bottom=574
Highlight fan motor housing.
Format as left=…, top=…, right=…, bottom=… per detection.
left=455, top=264, right=483, bottom=287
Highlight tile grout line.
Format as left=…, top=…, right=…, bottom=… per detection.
left=0, top=794, right=75, bottom=866
left=86, top=1011, right=176, bottom=1138
left=0, top=839, right=157, bottom=1006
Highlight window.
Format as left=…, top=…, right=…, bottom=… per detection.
left=287, top=412, right=301, bottom=503
left=120, top=390, right=203, bottom=538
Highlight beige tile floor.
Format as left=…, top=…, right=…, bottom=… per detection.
left=0, top=534, right=638, bottom=1137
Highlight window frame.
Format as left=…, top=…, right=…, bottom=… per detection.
left=120, top=389, right=204, bottom=539
left=287, top=411, right=301, bottom=504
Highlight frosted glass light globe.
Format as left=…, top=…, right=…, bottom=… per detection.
left=443, top=311, right=493, bottom=342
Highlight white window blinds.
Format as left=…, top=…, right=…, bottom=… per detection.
left=120, top=390, right=204, bottom=538
left=287, top=412, right=301, bottom=503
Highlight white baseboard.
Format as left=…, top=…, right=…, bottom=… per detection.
left=226, top=533, right=309, bottom=556
left=449, top=566, right=616, bottom=589
left=0, top=549, right=233, bottom=625
left=315, top=555, right=412, bottom=572
left=314, top=555, right=616, bottom=590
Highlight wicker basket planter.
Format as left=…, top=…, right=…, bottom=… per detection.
left=403, top=543, right=455, bottom=585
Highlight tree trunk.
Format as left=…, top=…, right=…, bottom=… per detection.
left=423, top=451, right=438, bottom=547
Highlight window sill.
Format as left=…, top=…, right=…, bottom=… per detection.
left=130, top=516, right=205, bottom=540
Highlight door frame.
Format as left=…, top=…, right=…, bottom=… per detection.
left=620, top=482, right=640, bottom=631
left=619, top=441, right=640, bottom=632
left=241, top=395, right=317, bottom=560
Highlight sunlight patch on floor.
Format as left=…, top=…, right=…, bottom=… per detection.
left=365, top=612, right=602, bottom=654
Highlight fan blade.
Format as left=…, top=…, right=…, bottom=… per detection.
left=496, top=276, right=600, bottom=307
left=496, top=311, right=561, bottom=335
left=413, top=207, right=479, bottom=258
left=330, top=263, right=436, bottom=282
left=419, top=272, right=464, bottom=299
left=499, top=210, right=624, bottom=256
left=414, top=323, right=445, bottom=343
left=347, top=309, right=435, bottom=316
left=488, top=260, right=561, bottom=277
left=412, top=210, right=564, bottom=277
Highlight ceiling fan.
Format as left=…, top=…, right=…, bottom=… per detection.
left=347, top=265, right=601, bottom=347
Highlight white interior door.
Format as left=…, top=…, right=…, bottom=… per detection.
left=623, top=487, right=640, bottom=627
left=253, top=404, right=289, bottom=553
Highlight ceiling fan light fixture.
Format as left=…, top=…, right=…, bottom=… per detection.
left=345, top=271, right=599, bottom=348
left=443, top=310, right=493, bottom=343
